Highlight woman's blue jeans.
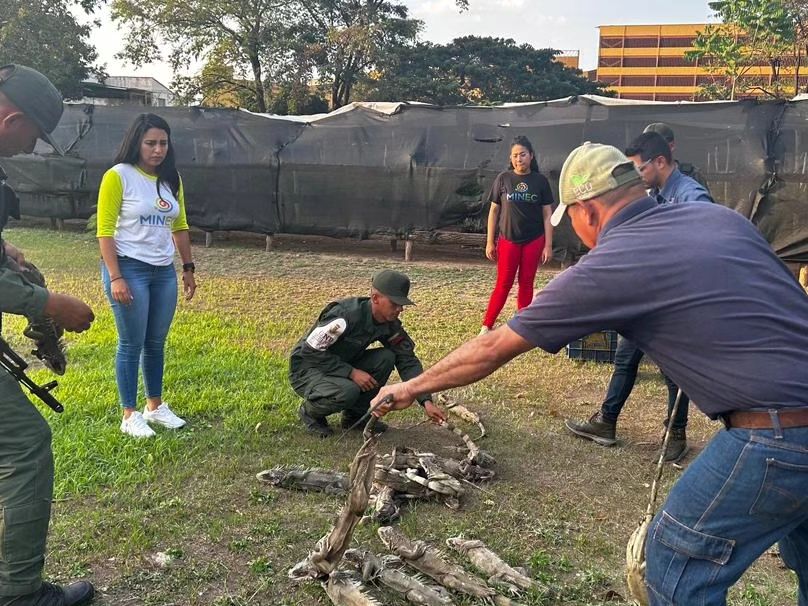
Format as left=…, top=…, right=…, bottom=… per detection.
left=646, top=424, right=808, bottom=605
left=102, top=257, right=177, bottom=409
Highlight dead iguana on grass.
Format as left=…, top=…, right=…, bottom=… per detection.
left=446, top=537, right=538, bottom=594
left=324, top=571, right=381, bottom=606
left=344, top=549, right=455, bottom=606
left=378, top=526, right=525, bottom=606
left=439, top=420, right=496, bottom=468
left=288, top=418, right=380, bottom=581
left=256, top=466, right=349, bottom=495
left=437, top=395, right=486, bottom=439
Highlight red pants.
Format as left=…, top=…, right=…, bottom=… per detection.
left=482, top=235, right=545, bottom=328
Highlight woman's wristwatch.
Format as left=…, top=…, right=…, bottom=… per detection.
left=182, top=262, right=196, bottom=273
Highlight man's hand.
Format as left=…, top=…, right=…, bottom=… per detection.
left=43, top=292, right=94, bottom=332
left=422, top=400, right=447, bottom=423
left=3, top=241, right=25, bottom=265
left=350, top=368, right=379, bottom=392
left=371, top=383, right=416, bottom=417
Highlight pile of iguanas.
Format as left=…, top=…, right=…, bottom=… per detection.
left=257, top=400, right=495, bottom=523
left=259, top=400, right=551, bottom=604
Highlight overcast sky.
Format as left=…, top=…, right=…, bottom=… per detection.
left=86, top=0, right=717, bottom=87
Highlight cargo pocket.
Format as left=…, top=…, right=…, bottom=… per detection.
left=750, top=458, right=808, bottom=517
left=650, top=511, right=735, bottom=601
left=0, top=500, right=51, bottom=567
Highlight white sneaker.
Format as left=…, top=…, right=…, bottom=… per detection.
left=479, top=326, right=490, bottom=336
left=143, top=403, right=186, bottom=429
left=121, top=411, right=156, bottom=438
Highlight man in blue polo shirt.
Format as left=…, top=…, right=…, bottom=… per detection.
left=371, top=142, right=808, bottom=605
left=564, top=131, right=714, bottom=462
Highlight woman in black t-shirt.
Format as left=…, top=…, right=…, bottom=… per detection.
left=481, top=135, right=554, bottom=333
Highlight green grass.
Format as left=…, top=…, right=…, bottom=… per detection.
left=0, top=225, right=798, bottom=605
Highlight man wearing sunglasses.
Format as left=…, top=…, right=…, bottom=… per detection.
left=628, top=131, right=713, bottom=206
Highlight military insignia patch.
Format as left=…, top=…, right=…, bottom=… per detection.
left=306, top=318, right=347, bottom=351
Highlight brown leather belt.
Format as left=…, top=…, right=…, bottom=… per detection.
left=722, top=407, right=808, bottom=430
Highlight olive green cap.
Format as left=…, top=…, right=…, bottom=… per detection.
left=372, top=270, right=414, bottom=306
left=551, top=142, right=641, bottom=226
left=643, top=122, right=675, bottom=143
left=0, top=64, right=64, bottom=154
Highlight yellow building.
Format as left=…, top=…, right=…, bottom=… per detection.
left=555, top=50, right=580, bottom=70
left=597, top=23, right=801, bottom=101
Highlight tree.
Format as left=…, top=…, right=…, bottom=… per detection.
left=111, top=0, right=297, bottom=112
left=296, top=0, right=421, bottom=109
left=686, top=0, right=796, bottom=99
left=0, top=0, right=102, bottom=99
left=359, top=36, right=608, bottom=105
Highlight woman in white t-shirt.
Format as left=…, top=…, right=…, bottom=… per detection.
left=97, top=113, right=197, bottom=438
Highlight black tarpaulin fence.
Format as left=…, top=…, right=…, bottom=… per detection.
left=2, top=96, right=807, bottom=263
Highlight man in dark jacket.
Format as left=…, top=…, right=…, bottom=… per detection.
left=289, top=270, right=446, bottom=437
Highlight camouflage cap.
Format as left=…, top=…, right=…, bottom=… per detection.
left=551, top=142, right=641, bottom=227
left=0, top=64, right=64, bottom=154
left=643, top=122, right=675, bottom=143
left=372, top=270, right=414, bottom=306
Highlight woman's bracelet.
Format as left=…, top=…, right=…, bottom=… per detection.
left=110, top=276, right=123, bottom=282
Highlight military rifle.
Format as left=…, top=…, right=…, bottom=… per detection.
left=0, top=336, right=63, bottom=413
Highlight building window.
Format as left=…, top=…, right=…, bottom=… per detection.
left=598, top=57, right=622, bottom=67
left=621, top=76, right=657, bottom=86
left=622, top=57, right=658, bottom=68
left=658, top=56, right=696, bottom=67
left=598, top=76, right=621, bottom=86
left=656, top=76, right=696, bottom=86
left=600, top=37, right=624, bottom=48
left=623, top=37, right=660, bottom=48
left=659, top=37, right=695, bottom=47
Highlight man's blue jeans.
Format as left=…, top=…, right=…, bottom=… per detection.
left=601, top=335, right=689, bottom=429
left=102, top=257, right=177, bottom=409
left=646, top=424, right=808, bottom=605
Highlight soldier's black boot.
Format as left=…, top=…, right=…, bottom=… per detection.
left=663, top=426, right=689, bottom=463
left=564, top=411, right=617, bottom=446
left=298, top=405, right=333, bottom=438
left=0, top=581, right=95, bottom=606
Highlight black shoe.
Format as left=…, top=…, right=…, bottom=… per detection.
left=0, top=581, right=95, bottom=606
left=341, top=415, right=388, bottom=434
left=564, top=411, right=617, bottom=446
left=298, top=405, right=333, bottom=438
left=662, top=427, right=689, bottom=463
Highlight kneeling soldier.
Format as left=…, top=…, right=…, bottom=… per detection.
left=289, top=270, right=446, bottom=437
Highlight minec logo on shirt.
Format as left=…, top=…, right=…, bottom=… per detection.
left=507, top=180, right=538, bottom=202
left=139, top=197, right=175, bottom=226
left=571, top=174, right=593, bottom=197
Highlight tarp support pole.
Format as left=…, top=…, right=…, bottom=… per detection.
left=205, top=231, right=213, bottom=248
left=404, top=238, right=413, bottom=262
left=266, top=235, right=273, bottom=252
left=50, top=218, right=64, bottom=231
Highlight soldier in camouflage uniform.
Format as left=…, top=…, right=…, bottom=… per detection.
left=0, top=64, right=95, bottom=606
left=289, top=270, right=446, bottom=437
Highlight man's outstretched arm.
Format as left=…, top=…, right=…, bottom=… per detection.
left=372, top=325, right=534, bottom=416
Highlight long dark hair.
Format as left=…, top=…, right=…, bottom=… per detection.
left=113, top=113, right=180, bottom=198
left=508, top=135, right=540, bottom=173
